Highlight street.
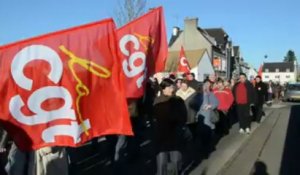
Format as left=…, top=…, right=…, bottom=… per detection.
left=219, top=102, right=300, bottom=175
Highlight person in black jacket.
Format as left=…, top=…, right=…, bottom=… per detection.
left=186, top=73, right=202, bottom=92
left=232, top=73, right=256, bottom=134
left=153, top=78, right=187, bottom=175
left=254, top=76, right=268, bottom=123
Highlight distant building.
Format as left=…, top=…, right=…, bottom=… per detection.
left=204, top=28, right=233, bottom=79
left=167, top=18, right=233, bottom=80
left=262, top=62, right=298, bottom=84
left=166, top=49, right=214, bottom=81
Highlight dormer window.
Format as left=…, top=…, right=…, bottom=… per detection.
left=265, top=69, right=269, bottom=72
left=286, top=68, right=290, bottom=72
left=275, top=68, right=279, bottom=72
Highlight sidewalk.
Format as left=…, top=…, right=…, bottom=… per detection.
left=221, top=106, right=290, bottom=175
left=189, top=107, right=275, bottom=175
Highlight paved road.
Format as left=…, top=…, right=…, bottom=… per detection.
left=221, top=103, right=300, bottom=175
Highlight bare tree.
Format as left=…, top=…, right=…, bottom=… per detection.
left=114, top=0, right=147, bottom=27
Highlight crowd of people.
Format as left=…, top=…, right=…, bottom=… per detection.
left=0, top=72, right=283, bottom=175
left=149, top=72, right=272, bottom=174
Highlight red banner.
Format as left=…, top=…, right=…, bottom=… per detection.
left=117, top=7, right=168, bottom=98
left=0, top=19, right=132, bottom=151
left=177, top=46, right=191, bottom=73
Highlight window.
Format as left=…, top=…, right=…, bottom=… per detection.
left=275, top=75, right=280, bottom=78
left=286, top=68, right=290, bottom=72
left=275, top=68, right=279, bottom=72
left=265, top=75, right=269, bottom=78
left=265, top=69, right=269, bottom=72
left=286, top=75, right=290, bottom=78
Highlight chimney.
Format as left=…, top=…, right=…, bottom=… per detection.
left=172, top=27, right=180, bottom=36
left=184, top=17, right=198, bottom=30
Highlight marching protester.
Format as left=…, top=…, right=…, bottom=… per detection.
left=274, top=82, right=282, bottom=102
left=232, top=73, right=256, bottom=134
left=209, top=74, right=218, bottom=90
left=254, top=76, right=268, bottom=123
left=225, top=79, right=237, bottom=127
left=175, top=78, right=183, bottom=91
left=197, top=80, right=219, bottom=131
left=169, top=73, right=177, bottom=83
left=186, top=73, right=201, bottom=91
left=213, top=79, right=234, bottom=136
left=176, top=79, right=197, bottom=124
left=153, top=78, right=187, bottom=175
left=5, top=144, right=68, bottom=175
left=196, top=80, right=219, bottom=157
left=223, top=79, right=232, bottom=90
left=267, top=80, right=274, bottom=105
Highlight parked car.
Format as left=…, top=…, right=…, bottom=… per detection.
left=283, top=83, right=300, bottom=101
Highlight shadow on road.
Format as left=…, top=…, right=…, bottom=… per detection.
left=279, top=105, right=300, bottom=175
left=251, top=161, right=269, bottom=175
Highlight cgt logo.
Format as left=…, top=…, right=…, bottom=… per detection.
left=9, top=44, right=110, bottom=144
left=119, top=33, right=154, bottom=88
left=180, top=56, right=189, bottom=67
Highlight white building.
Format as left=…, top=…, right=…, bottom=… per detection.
left=262, top=62, right=297, bottom=84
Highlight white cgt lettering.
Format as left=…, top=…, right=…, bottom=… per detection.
left=42, top=120, right=91, bottom=143
left=9, top=44, right=91, bottom=144
left=11, top=45, right=63, bottom=91
left=9, top=86, right=76, bottom=125
left=119, top=34, right=146, bottom=88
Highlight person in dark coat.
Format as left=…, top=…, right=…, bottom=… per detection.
left=153, top=78, right=187, bottom=175
left=186, top=73, right=201, bottom=92
left=232, top=73, right=256, bottom=134
left=254, top=76, right=268, bottom=123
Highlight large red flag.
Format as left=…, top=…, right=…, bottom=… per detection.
left=117, top=7, right=168, bottom=98
left=177, top=46, right=191, bottom=73
left=0, top=19, right=132, bottom=151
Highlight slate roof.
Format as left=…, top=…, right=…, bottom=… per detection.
left=204, top=28, right=228, bottom=50
left=263, top=62, right=294, bottom=72
left=165, top=49, right=207, bottom=72
left=168, top=27, right=217, bottom=48
left=197, top=27, right=216, bottom=45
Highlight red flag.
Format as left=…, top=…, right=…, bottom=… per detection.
left=177, top=46, right=191, bottom=73
left=258, top=64, right=263, bottom=76
left=117, top=7, right=168, bottom=98
left=0, top=19, right=132, bottom=151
